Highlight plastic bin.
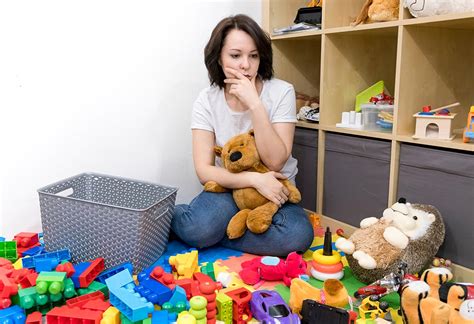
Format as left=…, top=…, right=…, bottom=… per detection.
left=361, top=104, right=394, bottom=131
left=38, top=173, right=178, bottom=273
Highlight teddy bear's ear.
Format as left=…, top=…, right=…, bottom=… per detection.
left=214, top=146, right=223, bottom=157
left=248, top=129, right=255, bottom=137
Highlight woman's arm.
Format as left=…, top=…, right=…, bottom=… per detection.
left=224, top=67, right=295, bottom=171
left=193, top=129, right=290, bottom=205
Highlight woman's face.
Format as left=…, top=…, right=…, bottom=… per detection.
left=220, top=29, right=260, bottom=81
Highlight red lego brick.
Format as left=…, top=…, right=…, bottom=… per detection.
left=0, top=258, right=12, bottom=270
left=13, top=233, right=39, bottom=248
left=46, top=305, right=103, bottom=324
left=56, top=262, right=75, bottom=278
left=66, top=291, right=105, bottom=308
left=26, top=311, right=42, bottom=324
left=0, top=273, right=18, bottom=298
left=82, top=298, right=111, bottom=312
left=78, top=258, right=105, bottom=288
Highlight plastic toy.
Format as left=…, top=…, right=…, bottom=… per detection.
left=46, top=305, right=103, bottom=323
left=300, top=299, right=357, bottom=324
left=353, top=262, right=418, bottom=299
left=289, top=278, right=349, bottom=316
left=336, top=198, right=445, bottom=284
left=169, top=250, right=199, bottom=279
left=463, top=105, right=474, bottom=143
left=249, top=290, right=300, bottom=323
left=336, top=110, right=363, bottom=129
left=25, top=311, right=42, bottom=324
left=223, top=286, right=253, bottom=324
left=216, top=292, right=233, bottom=324
left=35, top=271, right=66, bottom=295
left=239, top=251, right=307, bottom=287
left=0, top=305, right=26, bottom=323
left=0, top=241, right=17, bottom=262
left=311, top=227, right=344, bottom=281
left=13, top=233, right=40, bottom=257
left=189, top=295, right=207, bottom=323
left=101, top=306, right=121, bottom=324
left=354, top=81, right=384, bottom=112
left=357, top=295, right=392, bottom=321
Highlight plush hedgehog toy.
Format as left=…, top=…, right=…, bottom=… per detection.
left=336, top=198, right=445, bottom=283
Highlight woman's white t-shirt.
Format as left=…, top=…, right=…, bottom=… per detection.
left=191, top=78, right=298, bottom=182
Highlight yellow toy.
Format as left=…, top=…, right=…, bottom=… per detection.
left=463, top=105, right=474, bottom=143
left=204, top=130, right=301, bottom=239
left=289, top=278, right=349, bottom=316
left=176, top=312, right=197, bottom=324
left=353, top=0, right=399, bottom=26
left=357, top=295, right=392, bottom=322
left=216, top=292, right=233, bottom=324
left=100, top=306, right=120, bottom=324
left=169, top=250, right=199, bottom=279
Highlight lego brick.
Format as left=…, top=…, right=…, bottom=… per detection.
left=46, top=305, right=103, bottom=323
left=82, top=298, right=111, bottom=312
left=78, top=280, right=109, bottom=298
left=36, top=271, right=66, bottom=295
left=105, top=269, right=134, bottom=290
left=96, top=262, right=133, bottom=284
left=101, top=306, right=120, bottom=324
left=25, top=311, right=42, bottom=324
left=13, top=233, right=39, bottom=249
left=66, top=291, right=105, bottom=308
left=78, top=258, right=105, bottom=288
left=0, top=305, right=26, bottom=323
left=71, top=261, right=91, bottom=287
left=108, top=286, right=154, bottom=322
left=21, top=249, right=70, bottom=269
left=135, top=276, right=173, bottom=306
left=55, top=261, right=75, bottom=277
left=22, top=246, right=44, bottom=258
left=0, top=241, right=18, bottom=262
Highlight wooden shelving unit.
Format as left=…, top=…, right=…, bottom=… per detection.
left=264, top=1, right=474, bottom=276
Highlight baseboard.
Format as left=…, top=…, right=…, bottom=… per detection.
left=307, top=210, right=474, bottom=283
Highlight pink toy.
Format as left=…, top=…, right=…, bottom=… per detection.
left=238, top=251, right=308, bottom=287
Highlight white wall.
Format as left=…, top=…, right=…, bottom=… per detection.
left=0, top=0, right=262, bottom=239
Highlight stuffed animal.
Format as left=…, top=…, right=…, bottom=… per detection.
left=204, top=130, right=301, bottom=239
left=404, top=0, right=474, bottom=18
left=289, top=278, right=349, bottom=316
left=238, top=251, right=308, bottom=287
left=336, top=198, right=445, bottom=283
left=353, top=0, right=399, bottom=26
left=400, top=267, right=474, bottom=324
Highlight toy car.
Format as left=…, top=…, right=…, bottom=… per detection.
left=249, top=290, right=300, bottom=324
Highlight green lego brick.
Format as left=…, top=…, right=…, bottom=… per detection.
left=0, top=241, right=18, bottom=262
left=216, top=293, right=233, bottom=324
left=200, top=262, right=215, bottom=281
left=36, top=271, right=66, bottom=295
left=78, top=280, right=109, bottom=298
left=120, top=313, right=145, bottom=324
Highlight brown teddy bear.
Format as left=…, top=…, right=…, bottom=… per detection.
left=352, top=0, right=399, bottom=26
left=204, top=130, right=301, bottom=239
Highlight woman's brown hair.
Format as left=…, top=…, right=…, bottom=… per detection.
left=204, top=14, right=273, bottom=88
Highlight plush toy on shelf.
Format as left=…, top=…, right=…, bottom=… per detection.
left=352, top=0, right=399, bottom=26
left=204, top=130, right=301, bottom=239
left=336, top=198, right=445, bottom=284
left=403, top=0, right=474, bottom=18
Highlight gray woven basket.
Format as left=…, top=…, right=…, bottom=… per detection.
left=38, top=172, right=177, bottom=273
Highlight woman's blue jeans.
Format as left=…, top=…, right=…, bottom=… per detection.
left=171, top=191, right=314, bottom=257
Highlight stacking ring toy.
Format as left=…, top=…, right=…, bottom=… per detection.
left=310, top=268, right=344, bottom=281
left=312, top=249, right=342, bottom=265
left=311, top=260, right=343, bottom=273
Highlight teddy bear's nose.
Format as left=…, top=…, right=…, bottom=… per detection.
left=230, top=151, right=242, bottom=162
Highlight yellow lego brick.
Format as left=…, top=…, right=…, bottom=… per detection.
left=13, top=258, right=23, bottom=269
left=169, top=250, right=199, bottom=279
left=100, top=306, right=120, bottom=324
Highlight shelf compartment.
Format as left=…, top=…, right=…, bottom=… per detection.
left=320, top=28, right=398, bottom=129
left=323, top=132, right=392, bottom=226
left=397, top=25, right=474, bottom=141
left=273, top=36, right=322, bottom=101
left=266, top=0, right=311, bottom=34
left=397, top=143, right=474, bottom=268
left=293, top=128, right=319, bottom=211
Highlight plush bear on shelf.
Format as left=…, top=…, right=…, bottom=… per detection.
left=336, top=198, right=445, bottom=283
left=204, top=130, right=301, bottom=239
left=352, top=0, right=399, bottom=26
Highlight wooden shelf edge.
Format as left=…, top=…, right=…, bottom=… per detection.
left=325, top=20, right=400, bottom=34
left=321, top=125, right=394, bottom=140
left=396, top=135, right=474, bottom=152
left=271, top=29, right=323, bottom=40
left=296, top=120, right=320, bottom=130
left=309, top=212, right=474, bottom=282
left=402, top=11, right=474, bottom=27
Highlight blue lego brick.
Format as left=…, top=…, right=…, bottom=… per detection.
left=109, top=286, right=154, bottom=322
left=35, top=257, right=59, bottom=272
left=135, top=277, right=172, bottom=305
left=21, top=249, right=70, bottom=269
left=168, top=286, right=187, bottom=306
left=0, top=305, right=26, bottom=323
left=151, top=310, right=176, bottom=324
left=105, top=269, right=135, bottom=290
left=71, top=261, right=91, bottom=288
left=96, top=262, right=133, bottom=284
left=0, top=237, right=4, bottom=242
left=22, top=245, right=44, bottom=257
